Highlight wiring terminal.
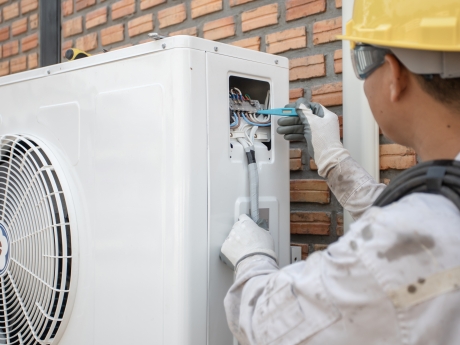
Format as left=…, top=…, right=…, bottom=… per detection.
left=229, top=87, right=271, bottom=141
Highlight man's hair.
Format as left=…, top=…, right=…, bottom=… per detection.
left=415, top=74, right=460, bottom=112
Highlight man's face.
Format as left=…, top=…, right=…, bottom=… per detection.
left=362, top=56, right=411, bottom=146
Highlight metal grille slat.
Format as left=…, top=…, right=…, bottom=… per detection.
left=0, top=135, right=74, bottom=345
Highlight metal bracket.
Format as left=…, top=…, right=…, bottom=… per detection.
left=147, top=32, right=167, bottom=40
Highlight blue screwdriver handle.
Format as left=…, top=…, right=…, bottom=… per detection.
left=256, top=108, right=298, bottom=116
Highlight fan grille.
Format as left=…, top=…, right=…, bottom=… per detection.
left=0, top=135, right=73, bottom=345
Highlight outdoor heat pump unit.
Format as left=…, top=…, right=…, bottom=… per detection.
left=0, top=36, right=289, bottom=345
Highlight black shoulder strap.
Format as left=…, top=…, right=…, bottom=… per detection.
left=373, top=160, right=460, bottom=210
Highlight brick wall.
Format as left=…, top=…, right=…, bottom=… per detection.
left=0, top=0, right=416, bottom=257
left=0, top=0, right=39, bottom=76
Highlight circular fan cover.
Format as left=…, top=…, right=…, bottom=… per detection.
left=0, top=135, right=74, bottom=344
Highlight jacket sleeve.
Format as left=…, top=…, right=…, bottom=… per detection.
left=224, top=254, right=342, bottom=345
left=223, top=214, right=397, bottom=345
left=326, top=156, right=386, bottom=220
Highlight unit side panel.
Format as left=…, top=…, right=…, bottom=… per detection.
left=0, top=49, right=209, bottom=345
left=161, top=48, right=208, bottom=345
left=206, top=54, right=290, bottom=345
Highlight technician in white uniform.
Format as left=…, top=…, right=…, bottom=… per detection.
left=221, top=0, right=460, bottom=344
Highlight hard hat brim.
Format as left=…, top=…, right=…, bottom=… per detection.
left=337, top=34, right=460, bottom=53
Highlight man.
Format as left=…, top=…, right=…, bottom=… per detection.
left=220, top=0, right=460, bottom=343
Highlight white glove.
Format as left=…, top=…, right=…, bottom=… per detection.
left=277, top=99, right=350, bottom=178
left=304, top=103, right=349, bottom=177
left=220, top=214, right=277, bottom=270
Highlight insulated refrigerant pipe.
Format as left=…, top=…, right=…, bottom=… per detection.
left=244, top=145, right=259, bottom=223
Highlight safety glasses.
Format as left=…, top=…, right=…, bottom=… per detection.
left=351, top=44, right=392, bottom=80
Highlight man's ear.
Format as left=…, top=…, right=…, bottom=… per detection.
left=386, top=54, right=407, bottom=102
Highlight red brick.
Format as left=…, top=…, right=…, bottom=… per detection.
left=62, top=17, right=83, bottom=38
left=21, top=32, right=38, bottom=51
left=11, top=18, right=27, bottom=36
left=29, top=13, right=38, bottom=29
left=203, top=16, right=235, bottom=41
left=290, top=179, right=330, bottom=203
left=62, top=0, right=73, bottom=17
left=311, top=82, right=343, bottom=106
left=380, top=144, right=417, bottom=170
left=231, top=36, right=260, bottom=51
left=290, top=54, right=325, bottom=81
left=0, top=27, right=9, bottom=42
left=289, top=88, right=304, bottom=102
left=290, top=148, right=302, bottom=158
left=158, top=4, right=186, bottom=29
left=310, top=158, right=318, bottom=170
left=169, top=27, right=198, bottom=37
left=313, top=16, right=342, bottom=45
left=291, top=211, right=330, bottom=235
left=10, top=55, right=26, bottom=73
left=0, top=61, right=9, bottom=76
left=230, top=0, right=255, bottom=6
left=290, top=242, right=308, bottom=260
left=62, top=39, right=73, bottom=58
left=336, top=0, right=342, bottom=8
left=314, top=244, right=328, bottom=251
left=266, top=27, right=306, bottom=54
left=242, top=3, right=278, bottom=32
left=3, top=40, right=18, bottom=57
left=101, top=24, right=124, bottom=46
left=286, top=0, right=326, bottom=22
left=112, top=0, right=135, bottom=20
left=380, top=144, right=415, bottom=156
left=338, top=115, right=343, bottom=138
left=3, top=3, right=19, bottom=21
left=290, top=158, right=302, bottom=171
left=140, top=0, right=166, bottom=10
left=76, top=32, right=98, bottom=52
left=20, top=0, right=38, bottom=14
left=76, top=0, right=96, bottom=11
left=336, top=213, right=343, bottom=236
left=290, top=149, right=303, bottom=170
left=128, top=13, right=153, bottom=37
left=290, top=192, right=330, bottom=203
left=86, top=7, right=107, bottom=29
left=191, top=0, right=222, bottom=19
left=381, top=178, right=391, bottom=185
left=291, top=179, right=328, bottom=191
left=28, top=52, right=37, bottom=69
left=334, top=49, right=342, bottom=74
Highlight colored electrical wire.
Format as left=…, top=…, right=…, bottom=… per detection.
left=241, top=112, right=271, bottom=127
left=230, top=112, right=239, bottom=128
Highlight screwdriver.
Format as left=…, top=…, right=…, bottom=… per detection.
left=256, top=108, right=297, bottom=116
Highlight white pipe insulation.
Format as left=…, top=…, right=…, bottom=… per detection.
left=342, top=0, right=380, bottom=232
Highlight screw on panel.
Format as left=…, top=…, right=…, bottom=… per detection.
left=47, top=70, right=50, bottom=74
left=275, top=60, right=279, bottom=64
left=214, top=47, right=218, bottom=52
left=148, top=32, right=167, bottom=40
left=162, top=44, right=166, bottom=49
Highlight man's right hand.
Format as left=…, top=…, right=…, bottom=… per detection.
left=276, top=98, right=350, bottom=178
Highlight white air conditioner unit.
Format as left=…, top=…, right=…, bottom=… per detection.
left=0, top=36, right=290, bottom=345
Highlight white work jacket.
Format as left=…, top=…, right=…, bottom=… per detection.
left=224, top=154, right=460, bottom=345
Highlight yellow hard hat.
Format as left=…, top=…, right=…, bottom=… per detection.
left=338, top=0, right=460, bottom=52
